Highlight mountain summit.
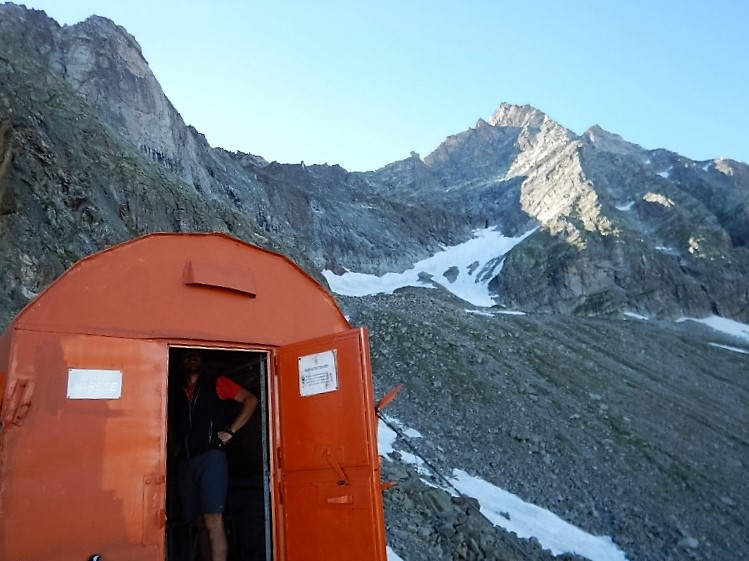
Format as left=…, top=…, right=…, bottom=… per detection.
left=489, top=102, right=550, bottom=129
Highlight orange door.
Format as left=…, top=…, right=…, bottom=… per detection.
left=0, top=333, right=167, bottom=561
left=274, top=327, right=386, bottom=561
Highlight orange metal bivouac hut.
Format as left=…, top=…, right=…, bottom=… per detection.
left=0, top=233, right=387, bottom=561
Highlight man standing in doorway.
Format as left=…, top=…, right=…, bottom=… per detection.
left=173, top=349, right=259, bottom=561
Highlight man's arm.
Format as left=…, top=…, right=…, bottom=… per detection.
left=217, top=387, right=259, bottom=445
left=228, top=388, right=259, bottom=434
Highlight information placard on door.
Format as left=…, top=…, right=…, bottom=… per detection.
left=298, top=350, right=338, bottom=396
left=67, top=368, right=123, bottom=399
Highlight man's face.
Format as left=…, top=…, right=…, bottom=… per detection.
left=182, top=352, right=201, bottom=372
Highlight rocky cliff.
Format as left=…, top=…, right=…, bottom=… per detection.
left=3, top=4, right=747, bottom=327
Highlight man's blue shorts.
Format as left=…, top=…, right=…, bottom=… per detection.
left=179, top=449, right=229, bottom=521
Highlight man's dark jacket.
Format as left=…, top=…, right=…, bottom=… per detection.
left=171, top=373, right=235, bottom=460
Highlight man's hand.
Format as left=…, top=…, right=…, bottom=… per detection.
left=217, top=430, right=233, bottom=446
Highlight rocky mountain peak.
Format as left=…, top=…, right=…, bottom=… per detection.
left=582, top=124, right=643, bottom=156
left=75, top=14, right=141, bottom=47
left=488, top=102, right=548, bottom=129
left=53, top=15, right=176, bottom=145
left=28, top=8, right=266, bottom=204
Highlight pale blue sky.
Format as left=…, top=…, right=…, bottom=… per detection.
left=16, top=1, right=749, bottom=171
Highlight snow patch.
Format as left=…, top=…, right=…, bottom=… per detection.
left=676, top=315, right=749, bottom=342
left=466, top=308, right=526, bottom=317
left=655, top=245, right=679, bottom=255
left=466, top=309, right=495, bottom=317
left=709, top=343, right=749, bottom=355
left=387, top=546, right=406, bottom=561
left=324, top=227, right=536, bottom=307
left=615, top=201, right=635, bottom=211
left=451, top=469, right=629, bottom=561
left=379, top=418, right=630, bottom=561
left=624, top=312, right=649, bottom=320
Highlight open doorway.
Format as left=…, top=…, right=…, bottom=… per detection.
left=166, top=346, right=272, bottom=561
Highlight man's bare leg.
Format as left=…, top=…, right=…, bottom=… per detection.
left=203, top=512, right=228, bottom=561
left=194, top=518, right=211, bottom=561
